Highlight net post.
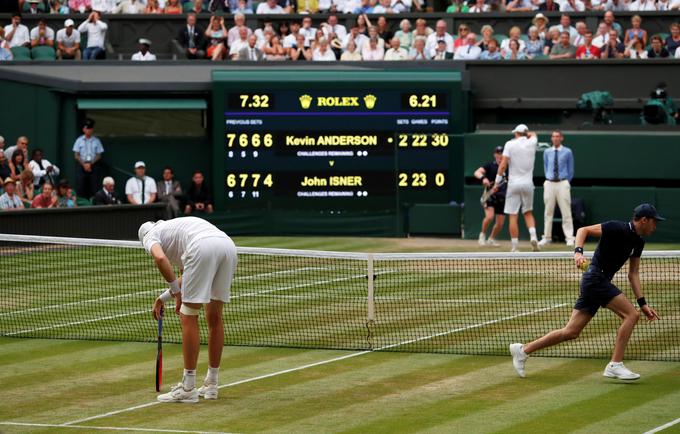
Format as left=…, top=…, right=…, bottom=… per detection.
left=367, top=253, right=375, bottom=322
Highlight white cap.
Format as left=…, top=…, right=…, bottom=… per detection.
left=512, top=124, right=529, bottom=133
left=102, top=176, right=115, bottom=186
left=138, top=221, right=155, bottom=243
left=64, top=19, right=75, bottom=27
left=134, top=161, right=145, bottom=168
left=138, top=38, right=152, bottom=46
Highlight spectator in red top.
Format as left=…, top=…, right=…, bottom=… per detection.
left=31, top=182, right=57, bottom=208
left=576, top=31, right=601, bottom=59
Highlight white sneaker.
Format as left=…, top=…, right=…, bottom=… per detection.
left=510, top=343, right=528, bottom=378
left=478, top=233, right=486, bottom=246
left=603, top=362, right=640, bottom=380
left=157, top=383, right=199, bottom=403
left=566, top=239, right=575, bottom=247
left=486, top=238, right=500, bottom=247
left=197, top=383, right=218, bottom=400
left=538, top=238, right=551, bottom=247
left=530, top=238, right=540, bottom=252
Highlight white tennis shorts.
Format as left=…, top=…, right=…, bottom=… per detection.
left=181, top=236, right=237, bottom=304
left=504, top=182, right=535, bottom=215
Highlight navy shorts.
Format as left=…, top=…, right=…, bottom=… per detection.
left=485, top=195, right=506, bottom=215
left=574, top=271, right=622, bottom=316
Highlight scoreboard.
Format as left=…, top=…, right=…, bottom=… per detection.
left=212, top=70, right=466, bottom=235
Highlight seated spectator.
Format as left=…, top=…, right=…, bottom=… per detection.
left=31, top=182, right=56, bottom=209
left=561, top=0, right=585, bottom=12
left=453, top=24, right=471, bottom=49
left=624, top=15, right=647, bottom=47
left=5, top=136, right=29, bottom=177
left=426, top=20, right=453, bottom=54
left=409, top=37, right=429, bottom=59
left=550, top=14, right=577, bottom=43
left=628, top=0, right=656, bottom=10
left=372, top=0, right=395, bottom=11
left=322, top=15, right=347, bottom=42
left=30, top=19, right=54, bottom=50
left=592, top=22, right=611, bottom=48
left=16, top=169, right=34, bottom=207
left=501, top=26, right=526, bottom=54
left=290, top=33, right=312, bottom=60
left=526, top=26, right=544, bottom=58
left=205, top=15, right=227, bottom=61
left=550, top=31, right=576, bottom=59
left=0, top=151, right=10, bottom=180
left=532, top=13, right=549, bottom=39
left=114, top=0, right=144, bottom=13
left=0, top=178, right=23, bottom=211
left=468, top=0, right=490, bottom=12
left=393, top=19, right=412, bottom=50
left=299, top=17, right=317, bottom=46
left=69, top=0, right=91, bottom=12
left=312, top=37, right=336, bottom=61
left=56, top=179, right=77, bottom=208
left=297, top=0, right=319, bottom=12
left=282, top=20, right=300, bottom=49
left=164, top=0, right=182, bottom=13
left=411, top=18, right=432, bottom=46
left=432, top=39, right=452, bottom=59
left=366, top=26, right=385, bottom=50
left=278, top=21, right=290, bottom=41
left=506, top=0, right=534, bottom=12
left=256, top=0, right=284, bottom=12
left=342, top=26, right=368, bottom=52
left=26, top=0, right=45, bottom=14
left=0, top=29, right=13, bottom=61
left=658, top=0, right=673, bottom=10
left=4, top=13, right=30, bottom=49
left=647, top=35, right=669, bottom=58
left=239, top=35, right=264, bottom=60
left=477, top=25, right=494, bottom=51
left=228, top=14, right=252, bottom=49
left=361, top=36, right=384, bottom=60
left=341, top=39, right=362, bottom=60
left=179, top=13, right=206, bottom=60
left=184, top=171, right=213, bottom=214
left=92, top=176, right=121, bottom=205
left=384, top=37, right=408, bottom=60
left=543, top=27, right=561, bottom=55
left=186, top=0, right=207, bottom=15
left=131, top=38, right=156, bottom=61
left=539, top=0, right=560, bottom=10
left=144, top=0, right=163, bottom=12
left=230, top=0, right=254, bottom=13
left=351, top=0, right=374, bottom=13
left=78, top=11, right=108, bottom=60
left=56, top=19, right=81, bottom=60
left=454, top=34, right=481, bottom=59
left=155, top=167, right=181, bottom=217
left=51, top=0, right=71, bottom=13
left=390, top=0, right=411, bottom=12
left=230, top=27, right=250, bottom=59
left=572, top=21, right=587, bottom=47
left=29, top=149, right=60, bottom=188
left=9, top=149, right=26, bottom=182
left=264, top=35, right=286, bottom=60
left=603, top=11, right=623, bottom=37
left=625, top=37, right=647, bottom=58
left=666, top=23, right=680, bottom=55
left=480, top=38, right=502, bottom=59
left=601, top=29, right=625, bottom=58
left=503, top=38, right=526, bottom=59
left=576, top=31, right=601, bottom=59
left=603, top=0, right=628, bottom=10
left=125, top=161, right=157, bottom=205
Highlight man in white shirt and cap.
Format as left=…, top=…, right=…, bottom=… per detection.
left=125, top=161, right=157, bottom=204
left=131, top=38, right=157, bottom=61
left=56, top=19, right=81, bottom=60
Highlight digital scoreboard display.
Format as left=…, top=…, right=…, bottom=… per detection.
left=211, top=70, right=464, bottom=234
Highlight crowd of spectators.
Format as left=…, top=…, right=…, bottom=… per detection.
left=0, top=123, right=214, bottom=216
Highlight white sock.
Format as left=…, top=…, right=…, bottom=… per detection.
left=206, top=366, right=219, bottom=385
left=528, top=227, right=537, bottom=239
left=609, top=361, right=622, bottom=367
left=520, top=346, right=528, bottom=357
left=182, top=369, right=196, bottom=390
left=511, top=238, right=519, bottom=249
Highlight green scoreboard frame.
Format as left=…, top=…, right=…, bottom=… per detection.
left=212, top=70, right=466, bottom=236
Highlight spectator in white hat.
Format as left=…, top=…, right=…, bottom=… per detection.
left=131, top=38, right=156, bottom=61
left=56, top=19, right=81, bottom=60
left=125, top=161, right=157, bottom=205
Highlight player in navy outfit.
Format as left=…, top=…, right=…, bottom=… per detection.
left=509, top=203, right=663, bottom=380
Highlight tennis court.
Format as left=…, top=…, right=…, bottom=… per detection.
left=1, top=235, right=680, bottom=433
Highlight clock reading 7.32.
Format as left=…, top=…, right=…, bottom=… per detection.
left=228, top=93, right=274, bottom=110
left=401, top=93, right=446, bottom=111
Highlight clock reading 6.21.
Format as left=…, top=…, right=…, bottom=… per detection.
left=401, top=93, right=446, bottom=111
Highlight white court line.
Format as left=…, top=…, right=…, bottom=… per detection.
left=644, top=417, right=680, bottom=434
left=0, top=421, right=234, bottom=434
left=60, top=302, right=564, bottom=427
left=5, top=310, right=149, bottom=336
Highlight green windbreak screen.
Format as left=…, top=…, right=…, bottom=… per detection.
left=76, top=99, right=207, bottom=110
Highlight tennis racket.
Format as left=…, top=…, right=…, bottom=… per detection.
left=155, top=308, right=164, bottom=392
left=480, top=179, right=506, bottom=206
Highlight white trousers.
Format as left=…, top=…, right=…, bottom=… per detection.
left=543, top=180, right=574, bottom=241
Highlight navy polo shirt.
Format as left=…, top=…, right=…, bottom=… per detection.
left=590, top=220, right=645, bottom=281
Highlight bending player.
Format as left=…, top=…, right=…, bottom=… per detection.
left=139, top=217, right=237, bottom=402
left=510, top=204, right=663, bottom=380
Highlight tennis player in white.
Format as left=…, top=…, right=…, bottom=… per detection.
left=495, top=124, right=541, bottom=252
left=139, top=217, right=237, bottom=403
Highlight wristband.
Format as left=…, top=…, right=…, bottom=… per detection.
left=637, top=297, right=647, bottom=308
left=494, top=175, right=503, bottom=185
left=159, top=289, right=173, bottom=303
left=169, top=279, right=181, bottom=294
left=574, top=247, right=584, bottom=254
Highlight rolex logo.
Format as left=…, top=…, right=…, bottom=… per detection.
left=299, top=94, right=313, bottom=109
left=364, top=94, right=377, bottom=109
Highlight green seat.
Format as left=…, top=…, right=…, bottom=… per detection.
left=653, top=33, right=670, bottom=42
left=520, top=34, right=529, bottom=42
left=76, top=196, right=92, bottom=207
left=182, top=2, right=194, bottom=12
left=532, top=53, right=549, bottom=60
left=31, top=46, right=56, bottom=61
left=10, top=46, right=31, bottom=60
left=493, top=34, right=508, bottom=44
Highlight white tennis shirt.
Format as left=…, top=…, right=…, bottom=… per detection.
left=503, top=135, right=537, bottom=186
left=143, top=217, right=230, bottom=267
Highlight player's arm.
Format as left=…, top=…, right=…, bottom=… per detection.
left=493, top=155, right=509, bottom=191
left=149, top=243, right=181, bottom=319
left=628, top=257, right=660, bottom=321
left=573, top=223, right=602, bottom=268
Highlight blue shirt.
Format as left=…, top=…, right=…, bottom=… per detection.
left=480, top=50, right=502, bottom=60
left=543, top=145, right=574, bottom=181
left=0, top=192, right=23, bottom=209
left=72, top=134, right=104, bottom=163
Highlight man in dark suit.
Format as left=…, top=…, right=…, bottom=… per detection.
left=238, top=34, right=264, bottom=61
left=92, top=176, right=121, bottom=205
left=157, top=166, right=183, bottom=218
left=178, top=13, right=205, bottom=59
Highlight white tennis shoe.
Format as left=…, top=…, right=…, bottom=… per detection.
left=603, top=362, right=640, bottom=380
left=486, top=238, right=500, bottom=247
left=198, top=383, right=218, bottom=400
left=510, top=343, right=528, bottom=378
left=530, top=238, right=540, bottom=252
left=157, top=383, right=199, bottom=403
left=538, top=238, right=551, bottom=247
left=478, top=233, right=486, bottom=246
